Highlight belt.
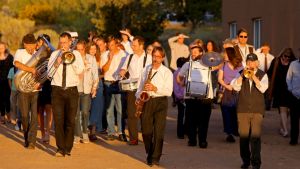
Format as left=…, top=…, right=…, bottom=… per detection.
left=53, top=86, right=77, bottom=90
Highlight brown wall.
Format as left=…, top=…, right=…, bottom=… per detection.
left=222, top=0, right=300, bottom=56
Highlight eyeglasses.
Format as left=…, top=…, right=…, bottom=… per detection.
left=239, top=36, right=248, bottom=38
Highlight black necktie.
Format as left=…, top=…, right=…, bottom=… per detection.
left=62, top=63, right=66, bottom=88
left=264, top=54, right=268, bottom=72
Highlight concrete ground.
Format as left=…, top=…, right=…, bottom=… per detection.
left=0, top=101, right=299, bottom=169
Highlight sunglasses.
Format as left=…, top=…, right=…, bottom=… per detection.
left=239, top=35, right=248, bottom=38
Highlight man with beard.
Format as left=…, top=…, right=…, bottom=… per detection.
left=177, top=43, right=214, bottom=148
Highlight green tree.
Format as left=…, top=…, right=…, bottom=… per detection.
left=0, top=12, right=35, bottom=53
left=91, top=0, right=165, bottom=43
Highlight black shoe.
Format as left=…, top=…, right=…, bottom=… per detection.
left=289, top=140, right=298, bottom=145
left=177, top=135, right=184, bottom=139
left=27, top=143, right=35, bottom=150
left=240, top=163, right=250, bottom=169
left=188, top=141, right=196, bottom=147
left=118, top=134, right=127, bottom=142
left=147, top=158, right=153, bottom=167
left=55, top=150, right=65, bottom=157
left=89, top=134, right=98, bottom=142
left=226, top=135, right=235, bottom=143
left=199, top=142, right=208, bottom=149
left=65, top=152, right=71, bottom=156
left=24, top=141, right=29, bottom=148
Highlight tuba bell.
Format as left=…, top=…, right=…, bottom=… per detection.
left=14, top=36, right=55, bottom=93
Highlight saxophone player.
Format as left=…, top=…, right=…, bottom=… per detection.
left=135, top=46, right=173, bottom=166
left=13, top=34, right=38, bottom=149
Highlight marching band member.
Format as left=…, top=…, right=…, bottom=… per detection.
left=14, top=34, right=38, bottom=149
left=119, top=36, right=152, bottom=145
left=136, top=46, right=172, bottom=166
left=177, top=43, right=213, bottom=148
left=231, top=53, right=268, bottom=169
left=49, top=32, right=84, bottom=156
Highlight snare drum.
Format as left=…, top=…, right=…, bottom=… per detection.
left=119, top=78, right=138, bottom=91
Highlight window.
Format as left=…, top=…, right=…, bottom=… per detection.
left=229, top=22, right=237, bottom=38
left=253, top=18, right=262, bottom=49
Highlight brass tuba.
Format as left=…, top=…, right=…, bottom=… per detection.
left=135, top=68, right=152, bottom=118
left=14, top=36, right=55, bottom=93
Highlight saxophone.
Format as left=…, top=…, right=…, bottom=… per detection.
left=135, top=68, right=152, bottom=118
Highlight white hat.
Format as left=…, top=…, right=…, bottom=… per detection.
left=68, top=31, right=78, bottom=38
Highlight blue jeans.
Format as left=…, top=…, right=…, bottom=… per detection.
left=104, top=82, right=122, bottom=135
left=90, top=80, right=105, bottom=132
left=75, top=93, right=91, bottom=137
left=221, top=105, right=238, bottom=136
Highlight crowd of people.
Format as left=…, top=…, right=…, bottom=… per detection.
left=0, top=28, right=299, bottom=169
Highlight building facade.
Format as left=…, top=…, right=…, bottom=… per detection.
left=222, top=0, right=300, bottom=56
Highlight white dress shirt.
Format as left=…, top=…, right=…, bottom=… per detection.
left=14, top=49, right=35, bottom=65
left=231, top=70, right=269, bottom=93
left=104, top=50, right=127, bottom=81
left=121, top=41, right=133, bottom=55
left=255, top=49, right=274, bottom=72
left=237, top=44, right=255, bottom=67
left=286, top=60, right=300, bottom=99
left=168, top=36, right=190, bottom=70
left=136, top=64, right=173, bottom=98
left=77, top=53, right=99, bottom=94
left=48, top=49, right=84, bottom=87
left=99, top=50, right=109, bottom=69
left=121, top=51, right=152, bottom=79
left=178, top=60, right=214, bottom=99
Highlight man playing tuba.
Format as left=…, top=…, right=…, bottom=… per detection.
left=14, top=34, right=39, bottom=149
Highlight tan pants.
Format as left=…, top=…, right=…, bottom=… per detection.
left=238, top=113, right=263, bottom=138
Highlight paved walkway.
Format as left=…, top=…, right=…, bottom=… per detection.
left=0, top=102, right=299, bottom=169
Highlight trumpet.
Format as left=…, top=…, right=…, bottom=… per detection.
left=243, top=68, right=254, bottom=79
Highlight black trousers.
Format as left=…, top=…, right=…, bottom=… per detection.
left=185, top=99, right=212, bottom=145
left=18, top=91, right=38, bottom=144
left=290, top=94, right=300, bottom=144
left=141, top=97, right=168, bottom=162
left=176, top=100, right=186, bottom=137
left=52, top=86, right=79, bottom=153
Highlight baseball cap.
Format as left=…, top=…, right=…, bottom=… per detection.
left=246, top=53, right=258, bottom=61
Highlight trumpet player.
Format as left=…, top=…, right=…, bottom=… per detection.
left=49, top=32, right=84, bottom=157
left=135, top=46, right=173, bottom=166
left=14, top=34, right=38, bottom=149
left=231, top=53, right=268, bottom=169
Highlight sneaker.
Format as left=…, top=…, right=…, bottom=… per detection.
left=74, top=136, right=80, bottom=144
left=15, top=124, right=20, bottom=131
left=81, top=133, right=89, bottom=143
left=43, top=132, right=50, bottom=143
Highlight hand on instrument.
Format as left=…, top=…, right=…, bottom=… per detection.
left=119, top=69, right=126, bottom=78
left=144, top=83, right=157, bottom=92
